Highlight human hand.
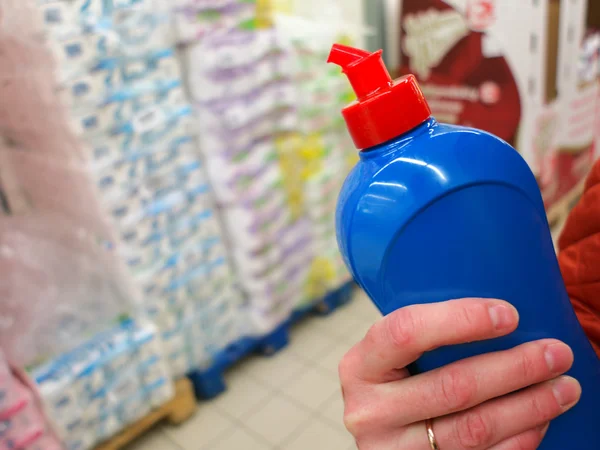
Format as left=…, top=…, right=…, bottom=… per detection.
left=339, top=299, right=581, bottom=449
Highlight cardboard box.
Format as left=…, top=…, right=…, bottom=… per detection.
left=393, top=0, right=600, bottom=209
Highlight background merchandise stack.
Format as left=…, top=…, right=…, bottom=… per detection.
left=183, top=22, right=312, bottom=335
left=173, top=0, right=358, bottom=334
left=0, top=0, right=175, bottom=449
left=36, top=0, right=248, bottom=380
left=1, top=1, right=598, bottom=449
left=276, top=22, right=358, bottom=303
left=0, top=0, right=360, bottom=449
left=28, top=322, right=173, bottom=450
left=0, top=0, right=242, bottom=448
left=0, top=0, right=132, bottom=371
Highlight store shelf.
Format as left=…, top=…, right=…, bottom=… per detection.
left=188, top=282, right=355, bottom=400
left=94, top=379, right=197, bottom=450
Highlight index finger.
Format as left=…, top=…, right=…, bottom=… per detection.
left=344, top=298, right=519, bottom=383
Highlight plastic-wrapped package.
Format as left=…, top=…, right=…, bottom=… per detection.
left=29, top=321, right=173, bottom=450
left=31, top=0, right=248, bottom=376
left=0, top=147, right=117, bottom=239
left=270, top=14, right=357, bottom=300
left=0, top=394, right=46, bottom=449
left=0, top=0, right=83, bottom=162
left=0, top=0, right=138, bottom=368
left=0, top=214, right=136, bottom=368
left=0, top=351, right=64, bottom=450
left=0, top=3, right=246, bottom=449
left=172, top=0, right=256, bottom=45
left=170, top=1, right=361, bottom=331
left=0, top=359, right=29, bottom=423
left=181, top=20, right=315, bottom=333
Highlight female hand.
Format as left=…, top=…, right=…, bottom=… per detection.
left=339, top=298, right=581, bottom=449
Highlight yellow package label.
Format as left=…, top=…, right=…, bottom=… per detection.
left=298, top=133, right=328, bottom=179
left=346, top=151, right=359, bottom=168
left=255, top=0, right=293, bottom=28
left=255, top=0, right=273, bottom=28
left=275, top=132, right=302, bottom=153
left=288, top=200, right=304, bottom=220
left=306, top=257, right=337, bottom=300
left=337, top=34, right=354, bottom=48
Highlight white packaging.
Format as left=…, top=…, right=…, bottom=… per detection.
left=233, top=244, right=282, bottom=281
left=60, top=69, right=107, bottom=109
left=38, top=0, right=77, bottom=30
left=49, top=30, right=97, bottom=81
left=226, top=206, right=291, bottom=252
left=105, top=372, right=142, bottom=410
left=138, top=356, right=171, bottom=387
left=83, top=391, right=110, bottom=423
left=146, top=377, right=175, bottom=408
left=118, top=390, right=151, bottom=425
left=167, top=349, right=190, bottom=379
left=161, top=326, right=187, bottom=356
left=33, top=368, right=81, bottom=425
left=130, top=325, right=162, bottom=363
left=64, top=431, right=96, bottom=450
left=203, top=140, right=275, bottom=186
left=92, top=411, right=123, bottom=443
left=75, top=363, right=106, bottom=402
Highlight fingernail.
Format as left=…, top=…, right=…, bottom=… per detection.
left=489, top=304, right=518, bottom=330
left=552, top=376, right=581, bottom=409
left=544, top=343, right=573, bottom=373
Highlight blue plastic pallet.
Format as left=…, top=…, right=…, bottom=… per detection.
left=188, top=281, right=355, bottom=400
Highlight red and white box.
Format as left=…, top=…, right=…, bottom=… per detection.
left=391, top=0, right=600, bottom=209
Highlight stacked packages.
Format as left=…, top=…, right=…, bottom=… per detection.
left=36, top=0, right=247, bottom=378
left=283, top=34, right=356, bottom=301
left=178, top=2, right=316, bottom=333
left=0, top=0, right=132, bottom=368
left=172, top=1, right=361, bottom=332
left=29, top=322, right=172, bottom=450
left=1, top=1, right=360, bottom=448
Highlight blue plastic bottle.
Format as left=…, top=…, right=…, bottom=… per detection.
left=329, top=44, right=600, bottom=447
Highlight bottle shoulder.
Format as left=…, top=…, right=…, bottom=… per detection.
left=351, top=123, right=540, bottom=204
left=338, top=123, right=543, bottom=236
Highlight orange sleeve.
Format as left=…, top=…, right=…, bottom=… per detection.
left=558, top=161, right=600, bottom=357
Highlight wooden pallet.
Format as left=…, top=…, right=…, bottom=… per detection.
left=95, top=378, right=197, bottom=450
left=547, top=179, right=586, bottom=230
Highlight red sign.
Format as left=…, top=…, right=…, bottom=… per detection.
left=466, top=0, right=496, bottom=31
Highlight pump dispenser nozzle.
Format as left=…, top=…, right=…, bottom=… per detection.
left=327, top=44, right=392, bottom=99
left=328, top=43, right=432, bottom=150
left=327, top=44, right=370, bottom=68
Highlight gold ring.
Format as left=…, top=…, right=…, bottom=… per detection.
left=426, top=418, right=440, bottom=450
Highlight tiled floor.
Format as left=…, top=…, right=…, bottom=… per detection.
left=126, top=290, right=381, bottom=450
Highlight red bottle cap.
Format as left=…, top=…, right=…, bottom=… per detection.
left=328, top=44, right=432, bottom=150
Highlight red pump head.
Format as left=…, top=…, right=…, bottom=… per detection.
left=328, top=44, right=432, bottom=150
